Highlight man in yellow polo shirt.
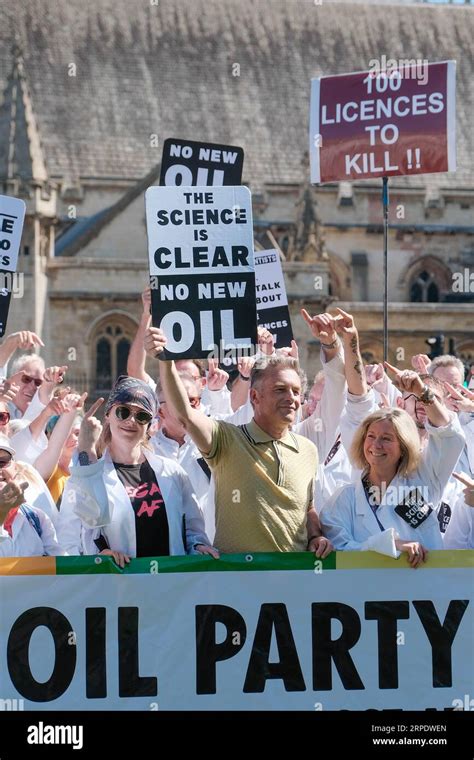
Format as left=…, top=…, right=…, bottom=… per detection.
left=146, top=327, right=332, bottom=558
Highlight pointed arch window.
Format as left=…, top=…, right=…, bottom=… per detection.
left=94, top=324, right=132, bottom=392
left=410, top=271, right=439, bottom=303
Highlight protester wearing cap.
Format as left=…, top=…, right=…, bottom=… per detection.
left=59, top=375, right=217, bottom=565
left=0, top=435, right=64, bottom=557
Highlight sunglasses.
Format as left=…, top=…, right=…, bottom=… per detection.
left=0, top=411, right=10, bottom=425
left=0, top=454, right=13, bottom=468
left=114, top=405, right=152, bottom=425
left=21, top=374, right=43, bottom=387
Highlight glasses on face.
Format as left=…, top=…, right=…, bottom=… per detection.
left=114, top=405, right=153, bottom=425
left=0, top=411, right=10, bottom=425
left=403, top=394, right=437, bottom=422
left=21, top=374, right=43, bottom=387
left=0, top=453, right=13, bottom=468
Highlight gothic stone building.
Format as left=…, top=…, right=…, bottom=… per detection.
left=0, top=0, right=472, bottom=394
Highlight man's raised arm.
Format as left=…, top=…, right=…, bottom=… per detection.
left=127, top=288, right=154, bottom=383
left=145, top=326, right=214, bottom=455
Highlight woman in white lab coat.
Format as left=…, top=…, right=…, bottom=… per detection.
left=320, top=369, right=465, bottom=567
left=60, top=376, right=216, bottom=565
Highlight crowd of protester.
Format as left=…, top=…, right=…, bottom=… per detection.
left=0, top=294, right=473, bottom=567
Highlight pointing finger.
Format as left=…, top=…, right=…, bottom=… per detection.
left=453, top=472, right=474, bottom=488
left=85, top=397, right=104, bottom=418
left=383, top=361, right=400, bottom=375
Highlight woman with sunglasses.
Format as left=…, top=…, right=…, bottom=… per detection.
left=60, top=376, right=217, bottom=566
left=0, top=436, right=64, bottom=557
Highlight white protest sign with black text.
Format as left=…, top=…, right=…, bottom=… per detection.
left=159, top=138, right=244, bottom=187
left=255, top=249, right=292, bottom=348
left=146, top=186, right=257, bottom=360
left=0, top=195, right=26, bottom=337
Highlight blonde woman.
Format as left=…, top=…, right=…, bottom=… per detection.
left=321, top=369, right=465, bottom=567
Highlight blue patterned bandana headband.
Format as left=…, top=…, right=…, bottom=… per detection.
left=105, top=375, right=157, bottom=418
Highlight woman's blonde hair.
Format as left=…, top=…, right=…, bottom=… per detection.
left=350, top=408, right=421, bottom=476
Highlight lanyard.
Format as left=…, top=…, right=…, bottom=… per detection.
left=362, top=474, right=386, bottom=532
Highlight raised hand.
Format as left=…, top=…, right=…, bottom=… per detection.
left=45, top=391, right=72, bottom=417
left=0, top=380, right=20, bottom=404
left=144, top=326, right=167, bottom=359
left=0, top=469, right=29, bottom=522
left=207, top=359, right=229, bottom=392
left=301, top=309, right=339, bottom=345
left=411, top=353, right=432, bottom=375
left=384, top=362, right=425, bottom=396
left=257, top=326, right=275, bottom=356
left=78, top=397, right=104, bottom=453
left=141, top=287, right=152, bottom=316
left=277, top=339, right=299, bottom=360
left=5, top=331, right=44, bottom=351
left=43, top=365, right=68, bottom=385
left=237, top=355, right=255, bottom=379
left=443, top=383, right=474, bottom=414
left=60, top=391, right=88, bottom=414
left=453, top=472, right=474, bottom=508
left=333, top=307, right=357, bottom=341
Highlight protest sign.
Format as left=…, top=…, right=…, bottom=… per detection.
left=159, top=138, right=244, bottom=187
left=0, top=552, right=472, bottom=710
left=145, top=186, right=257, bottom=361
left=255, top=249, right=292, bottom=348
left=310, top=61, right=456, bottom=183
left=0, top=195, right=26, bottom=337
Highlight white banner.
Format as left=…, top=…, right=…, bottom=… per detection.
left=0, top=555, right=472, bottom=711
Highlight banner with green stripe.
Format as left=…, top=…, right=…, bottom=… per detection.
left=0, top=551, right=472, bottom=711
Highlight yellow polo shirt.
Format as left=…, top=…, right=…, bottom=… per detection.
left=47, top=465, right=69, bottom=507
left=203, top=419, right=318, bottom=553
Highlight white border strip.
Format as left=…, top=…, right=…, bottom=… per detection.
left=309, top=78, right=321, bottom=184
left=446, top=60, right=457, bottom=173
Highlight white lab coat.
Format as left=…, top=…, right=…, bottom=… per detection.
left=321, top=413, right=465, bottom=557
left=10, top=426, right=48, bottom=466
left=444, top=490, right=474, bottom=549
left=0, top=506, right=65, bottom=557
left=458, top=413, right=474, bottom=477
left=59, top=448, right=210, bottom=557
left=294, top=351, right=348, bottom=510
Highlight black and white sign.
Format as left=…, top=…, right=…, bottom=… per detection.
left=255, top=249, right=292, bottom=348
left=0, top=195, right=26, bottom=337
left=145, top=186, right=257, bottom=360
left=395, top=489, right=433, bottom=529
left=159, top=139, right=244, bottom=187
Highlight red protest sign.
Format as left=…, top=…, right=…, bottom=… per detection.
left=310, top=61, right=456, bottom=184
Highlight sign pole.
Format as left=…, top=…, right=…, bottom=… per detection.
left=382, top=176, right=389, bottom=363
